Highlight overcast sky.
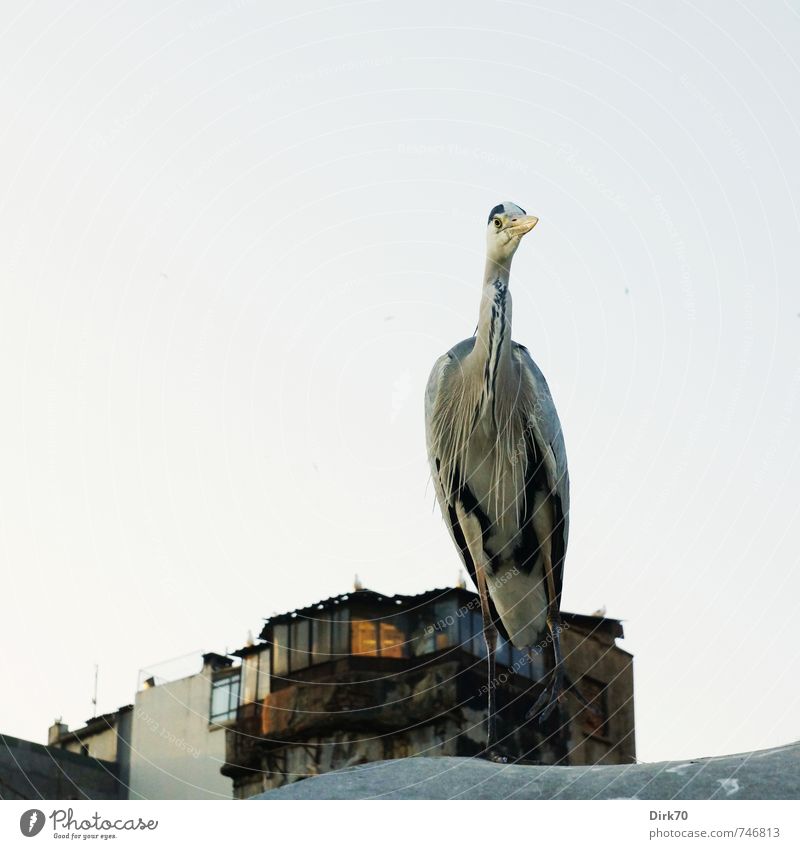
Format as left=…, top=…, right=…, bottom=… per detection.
left=1, top=0, right=799, bottom=765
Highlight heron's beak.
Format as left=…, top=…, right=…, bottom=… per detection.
left=509, top=215, right=539, bottom=237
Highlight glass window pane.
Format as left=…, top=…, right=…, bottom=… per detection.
left=471, top=612, right=487, bottom=658
left=379, top=619, right=405, bottom=658
left=511, top=647, right=529, bottom=678
left=433, top=600, right=457, bottom=648
left=458, top=606, right=473, bottom=650
left=312, top=615, right=331, bottom=664
left=272, top=624, right=288, bottom=677
left=210, top=674, right=240, bottom=721
left=228, top=675, right=240, bottom=715
left=290, top=619, right=310, bottom=671
left=242, top=656, right=257, bottom=703
left=408, top=607, right=436, bottom=656
left=351, top=618, right=378, bottom=656
left=211, top=682, right=229, bottom=719
left=496, top=638, right=511, bottom=668
left=332, top=608, right=350, bottom=656
left=256, top=649, right=270, bottom=700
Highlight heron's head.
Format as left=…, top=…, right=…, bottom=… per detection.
left=486, top=202, right=539, bottom=264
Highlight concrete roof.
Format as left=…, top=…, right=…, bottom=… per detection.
left=252, top=742, right=800, bottom=800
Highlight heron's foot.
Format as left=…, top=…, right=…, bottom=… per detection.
left=526, top=667, right=565, bottom=725
left=482, top=749, right=508, bottom=764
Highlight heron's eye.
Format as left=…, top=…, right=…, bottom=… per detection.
left=493, top=218, right=502, bottom=228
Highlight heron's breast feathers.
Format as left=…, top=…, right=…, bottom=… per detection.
left=426, top=346, right=556, bottom=526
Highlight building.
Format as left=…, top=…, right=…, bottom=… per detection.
left=47, top=653, right=235, bottom=799
left=222, top=586, right=635, bottom=798
left=0, top=733, right=128, bottom=800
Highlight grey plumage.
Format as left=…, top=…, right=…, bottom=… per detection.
left=424, top=201, right=570, bottom=747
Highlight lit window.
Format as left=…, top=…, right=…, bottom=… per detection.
left=210, top=672, right=240, bottom=722
left=351, top=618, right=378, bottom=656
left=379, top=621, right=405, bottom=658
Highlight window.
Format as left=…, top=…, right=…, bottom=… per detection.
left=351, top=618, right=378, bottom=656
left=241, top=649, right=271, bottom=702
left=210, top=672, right=240, bottom=722
left=331, top=607, right=350, bottom=657
left=272, top=624, right=289, bottom=678
left=471, top=612, right=487, bottom=658
left=433, top=600, right=458, bottom=649
left=256, top=649, right=270, bottom=701
left=242, top=654, right=258, bottom=703
left=289, top=619, right=310, bottom=671
left=379, top=620, right=405, bottom=658
left=350, top=615, right=407, bottom=658
left=312, top=615, right=331, bottom=664
left=496, top=638, right=511, bottom=668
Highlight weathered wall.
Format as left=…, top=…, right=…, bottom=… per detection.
left=128, top=674, right=232, bottom=799
left=0, top=734, right=124, bottom=800
left=226, top=657, right=568, bottom=796
left=562, top=624, right=636, bottom=765
left=60, top=724, right=119, bottom=762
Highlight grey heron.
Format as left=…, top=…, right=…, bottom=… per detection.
left=425, top=202, right=570, bottom=752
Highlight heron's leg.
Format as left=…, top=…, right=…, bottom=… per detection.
left=526, top=544, right=566, bottom=724
left=454, top=504, right=502, bottom=757
left=475, top=563, right=499, bottom=750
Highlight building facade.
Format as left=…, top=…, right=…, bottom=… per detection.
left=0, top=733, right=127, bottom=800
left=222, top=587, right=635, bottom=798
left=48, top=654, right=235, bottom=799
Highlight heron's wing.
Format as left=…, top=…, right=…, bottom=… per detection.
left=425, top=341, right=510, bottom=641
left=514, top=343, right=570, bottom=608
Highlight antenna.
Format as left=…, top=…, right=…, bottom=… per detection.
left=91, top=664, right=99, bottom=716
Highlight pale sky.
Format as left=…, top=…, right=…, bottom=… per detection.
left=1, top=0, right=799, bottom=765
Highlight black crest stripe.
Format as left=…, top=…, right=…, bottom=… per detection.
left=487, top=203, right=505, bottom=223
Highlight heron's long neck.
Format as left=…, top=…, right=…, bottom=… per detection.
left=474, top=258, right=513, bottom=407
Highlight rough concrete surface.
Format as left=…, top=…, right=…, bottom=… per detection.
left=253, top=741, right=799, bottom=800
